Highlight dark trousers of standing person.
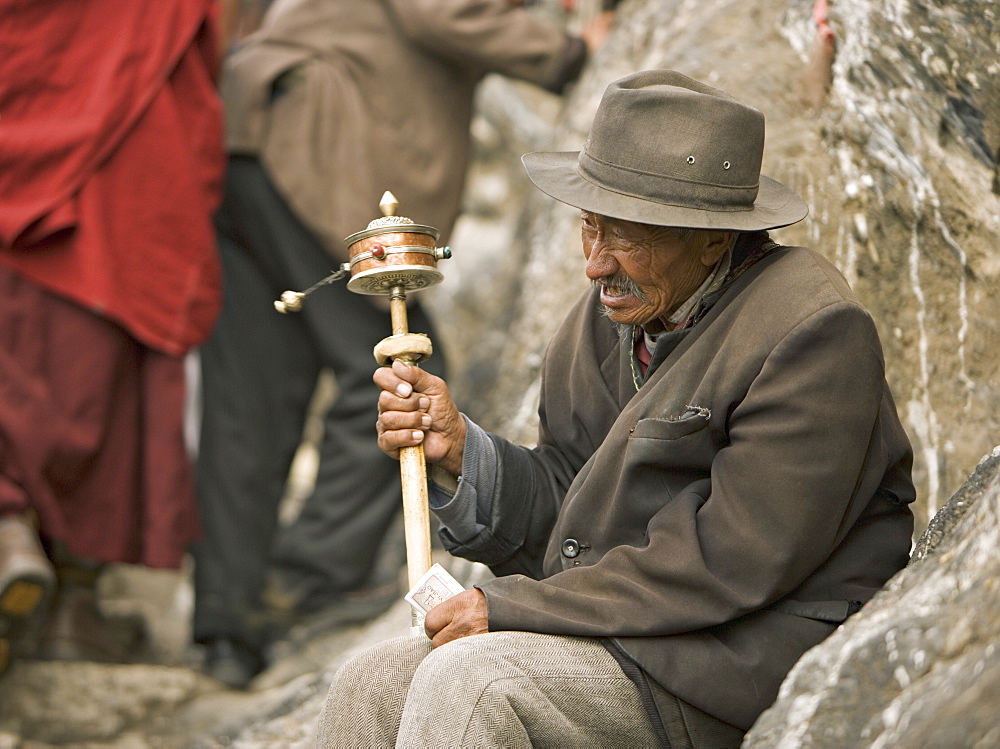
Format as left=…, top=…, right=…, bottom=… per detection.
left=191, top=156, right=445, bottom=685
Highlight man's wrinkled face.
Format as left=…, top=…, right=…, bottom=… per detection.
left=581, top=212, right=724, bottom=329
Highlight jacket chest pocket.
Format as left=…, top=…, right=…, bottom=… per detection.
left=624, top=410, right=715, bottom=503
left=552, top=409, right=716, bottom=568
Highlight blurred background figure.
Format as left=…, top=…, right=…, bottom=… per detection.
left=193, top=0, right=614, bottom=688
left=0, top=0, right=227, bottom=675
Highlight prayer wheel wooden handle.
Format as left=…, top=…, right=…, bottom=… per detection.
left=379, top=287, right=435, bottom=589
left=398, top=444, right=433, bottom=591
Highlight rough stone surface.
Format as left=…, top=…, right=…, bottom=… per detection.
left=911, top=445, right=1000, bottom=562
left=744, top=446, right=1000, bottom=747
left=0, top=556, right=488, bottom=747
left=1, top=661, right=214, bottom=745
left=430, top=0, right=1000, bottom=534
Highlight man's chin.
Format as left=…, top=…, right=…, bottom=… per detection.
left=600, top=304, right=663, bottom=331
left=600, top=304, right=637, bottom=325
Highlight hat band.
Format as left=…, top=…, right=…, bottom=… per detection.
left=578, top=150, right=759, bottom=213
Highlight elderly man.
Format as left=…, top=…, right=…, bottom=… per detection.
left=317, top=70, right=915, bottom=747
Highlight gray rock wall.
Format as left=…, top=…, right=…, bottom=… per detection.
left=811, top=0, right=1000, bottom=527
left=427, top=0, right=1000, bottom=533
left=744, top=446, right=1000, bottom=747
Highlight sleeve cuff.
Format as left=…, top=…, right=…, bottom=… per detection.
left=428, top=416, right=499, bottom=545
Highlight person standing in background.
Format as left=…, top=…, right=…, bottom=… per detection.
left=193, top=0, right=615, bottom=688
left=0, top=0, right=228, bottom=676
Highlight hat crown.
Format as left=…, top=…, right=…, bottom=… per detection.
left=580, top=70, right=765, bottom=213
left=520, top=69, right=808, bottom=231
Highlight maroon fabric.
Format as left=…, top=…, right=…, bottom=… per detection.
left=0, top=0, right=224, bottom=356
left=635, top=333, right=652, bottom=376
left=0, top=267, right=198, bottom=568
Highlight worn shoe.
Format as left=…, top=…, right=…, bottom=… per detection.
left=33, top=581, right=145, bottom=663
left=0, top=513, right=56, bottom=676
left=202, top=637, right=264, bottom=689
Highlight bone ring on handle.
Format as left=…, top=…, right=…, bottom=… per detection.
left=373, top=333, right=433, bottom=365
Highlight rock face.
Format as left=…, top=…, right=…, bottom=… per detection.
left=430, top=0, right=1000, bottom=534
left=810, top=0, right=1000, bottom=529
left=744, top=446, right=1000, bottom=747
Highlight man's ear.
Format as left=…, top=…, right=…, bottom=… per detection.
left=697, top=230, right=737, bottom=267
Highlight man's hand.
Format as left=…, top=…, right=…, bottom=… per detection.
left=425, top=588, right=489, bottom=647
left=581, top=10, right=616, bottom=55
left=374, top=359, right=466, bottom=477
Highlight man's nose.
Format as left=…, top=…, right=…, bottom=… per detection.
left=585, top=242, right=617, bottom=281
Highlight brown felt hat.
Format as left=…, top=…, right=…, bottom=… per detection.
left=522, top=70, right=807, bottom=231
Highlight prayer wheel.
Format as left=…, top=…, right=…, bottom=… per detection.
left=343, top=192, right=451, bottom=296
left=274, top=192, right=452, bottom=624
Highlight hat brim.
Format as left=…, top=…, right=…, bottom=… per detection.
left=522, top=151, right=808, bottom=231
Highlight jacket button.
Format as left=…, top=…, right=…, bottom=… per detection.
left=561, top=538, right=581, bottom=558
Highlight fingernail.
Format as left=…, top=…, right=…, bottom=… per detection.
left=412, top=430, right=424, bottom=441
left=419, top=396, right=430, bottom=410
left=421, top=414, right=431, bottom=427
left=396, top=383, right=412, bottom=397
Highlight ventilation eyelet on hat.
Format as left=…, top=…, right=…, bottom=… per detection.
left=686, top=156, right=695, bottom=164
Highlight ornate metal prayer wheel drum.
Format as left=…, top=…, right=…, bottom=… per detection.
left=343, top=193, right=451, bottom=295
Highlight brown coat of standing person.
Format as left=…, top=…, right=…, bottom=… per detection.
left=318, top=70, right=915, bottom=746
left=192, top=0, right=615, bottom=688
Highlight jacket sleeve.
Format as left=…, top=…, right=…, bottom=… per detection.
left=435, top=425, right=585, bottom=580
left=481, top=301, right=894, bottom=636
left=436, top=292, right=621, bottom=578
left=385, top=0, right=585, bottom=92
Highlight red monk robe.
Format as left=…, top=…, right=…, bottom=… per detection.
left=0, top=0, right=225, bottom=568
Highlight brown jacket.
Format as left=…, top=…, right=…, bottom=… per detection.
left=221, top=0, right=582, bottom=257
left=450, top=239, right=915, bottom=731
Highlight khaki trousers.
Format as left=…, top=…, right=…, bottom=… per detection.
left=317, top=631, right=661, bottom=748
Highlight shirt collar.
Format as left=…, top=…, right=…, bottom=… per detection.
left=666, top=247, right=732, bottom=328
left=641, top=247, right=733, bottom=348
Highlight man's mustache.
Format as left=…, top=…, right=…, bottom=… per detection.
left=592, top=274, right=650, bottom=303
